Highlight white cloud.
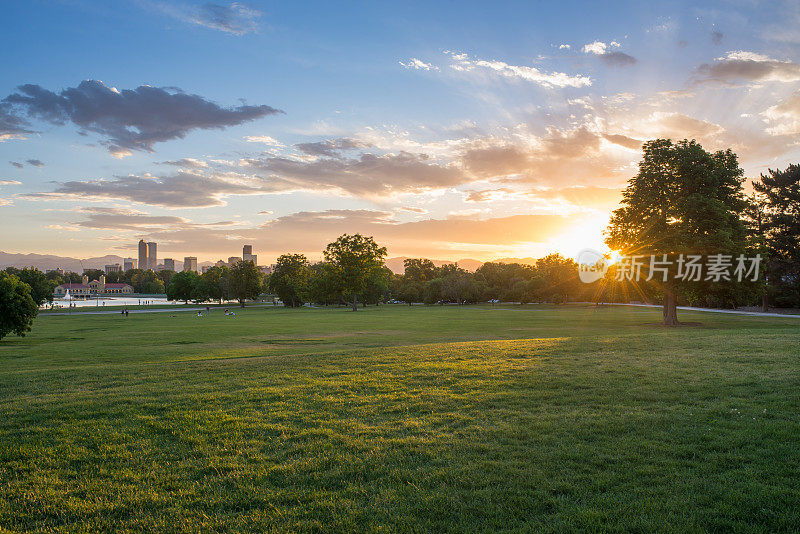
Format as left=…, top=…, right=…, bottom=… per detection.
left=582, top=40, right=618, bottom=55
left=399, top=58, right=439, bottom=71
left=245, top=135, right=285, bottom=146
left=0, top=179, right=21, bottom=185
left=446, top=51, right=592, bottom=88
left=558, top=44, right=570, bottom=50
left=583, top=41, right=605, bottom=55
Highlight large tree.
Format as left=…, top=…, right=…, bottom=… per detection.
left=5, top=267, right=54, bottom=306
left=606, top=139, right=748, bottom=325
left=228, top=260, right=263, bottom=307
left=324, top=234, right=387, bottom=311
left=200, top=265, right=230, bottom=304
left=268, top=254, right=310, bottom=307
left=752, top=164, right=800, bottom=308
left=0, top=271, right=39, bottom=341
left=166, top=270, right=199, bottom=303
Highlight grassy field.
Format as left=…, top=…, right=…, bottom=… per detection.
left=1, top=304, right=799, bottom=532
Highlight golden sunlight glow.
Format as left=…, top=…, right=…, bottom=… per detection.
left=546, top=214, right=611, bottom=260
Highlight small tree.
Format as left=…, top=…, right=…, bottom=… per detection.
left=324, top=234, right=387, bottom=311
left=0, top=272, right=38, bottom=341
left=269, top=254, right=310, bottom=307
left=228, top=260, right=262, bottom=307
left=166, top=271, right=199, bottom=303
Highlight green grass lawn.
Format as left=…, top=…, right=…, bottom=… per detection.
left=1, top=304, right=799, bottom=532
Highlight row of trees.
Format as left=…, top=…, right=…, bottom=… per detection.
left=8, top=266, right=172, bottom=295
left=166, top=262, right=263, bottom=307
left=269, top=234, right=390, bottom=311
left=268, top=239, right=585, bottom=308
left=392, top=255, right=583, bottom=305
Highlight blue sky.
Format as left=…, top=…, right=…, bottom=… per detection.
left=2, top=0, right=799, bottom=264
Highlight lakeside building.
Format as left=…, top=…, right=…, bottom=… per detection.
left=54, top=274, right=133, bottom=297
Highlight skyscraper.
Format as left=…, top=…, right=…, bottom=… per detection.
left=138, top=240, right=148, bottom=271
left=147, top=242, right=157, bottom=270
left=183, top=257, right=197, bottom=272
left=242, top=244, right=257, bottom=266
left=123, top=258, right=135, bottom=271
left=163, top=258, right=175, bottom=271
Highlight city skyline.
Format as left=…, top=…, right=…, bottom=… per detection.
left=2, top=1, right=800, bottom=261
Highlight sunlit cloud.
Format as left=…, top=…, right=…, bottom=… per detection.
left=695, top=51, right=800, bottom=84
left=446, top=51, right=592, bottom=88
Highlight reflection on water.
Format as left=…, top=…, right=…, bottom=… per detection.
left=45, top=296, right=181, bottom=309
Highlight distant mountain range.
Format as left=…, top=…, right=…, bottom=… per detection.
left=0, top=251, right=539, bottom=274
left=0, top=251, right=187, bottom=272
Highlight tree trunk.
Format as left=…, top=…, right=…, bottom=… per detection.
left=761, top=292, right=768, bottom=313
left=352, top=294, right=358, bottom=312
left=240, top=299, right=246, bottom=308
left=663, top=289, right=679, bottom=326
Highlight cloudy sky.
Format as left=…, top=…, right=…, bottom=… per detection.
left=2, top=0, right=799, bottom=264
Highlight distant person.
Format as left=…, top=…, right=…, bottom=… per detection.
left=206, top=306, right=210, bottom=315
left=121, top=309, right=125, bottom=316
left=125, top=309, right=129, bottom=317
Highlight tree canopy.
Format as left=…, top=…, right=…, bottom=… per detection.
left=752, top=164, right=800, bottom=308
left=228, top=260, right=263, bottom=307
left=166, top=271, right=199, bottom=303
left=606, top=139, right=749, bottom=325
left=5, top=267, right=55, bottom=306
left=323, top=234, right=388, bottom=311
left=0, top=271, right=39, bottom=341
left=268, top=254, right=310, bottom=307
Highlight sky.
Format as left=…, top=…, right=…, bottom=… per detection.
left=1, top=0, right=800, bottom=265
